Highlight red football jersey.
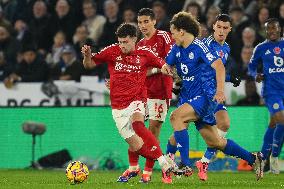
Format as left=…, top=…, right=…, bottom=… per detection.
left=137, top=30, right=174, bottom=99
left=92, top=44, right=166, bottom=109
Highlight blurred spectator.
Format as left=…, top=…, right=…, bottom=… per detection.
left=183, top=0, right=207, bottom=14
left=98, top=0, right=121, bottom=48
left=199, top=22, right=209, bottom=39
left=45, top=31, right=66, bottom=66
left=0, top=0, right=18, bottom=24
left=82, top=0, right=106, bottom=44
left=50, top=0, right=79, bottom=44
left=166, top=0, right=185, bottom=17
left=49, top=45, right=86, bottom=82
left=228, top=6, right=251, bottom=62
left=253, top=5, right=269, bottom=39
left=122, top=7, right=136, bottom=24
left=203, top=0, right=230, bottom=15
left=278, top=2, right=284, bottom=28
left=0, top=51, right=12, bottom=81
left=0, top=5, right=14, bottom=34
left=241, top=27, right=258, bottom=47
left=73, top=25, right=97, bottom=60
left=229, top=0, right=257, bottom=18
left=184, top=2, right=205, bottom=22
left=205, top=5, right=220, bottom=33
left=236, top=78, right=260, bottom=106
left=29, top=0, right=53, bottom=54
left=4, top=46, right=48, bottom=88
left=152, top=1, right=170, bottom=31
left=14, top=19, right=34, bottom=47
left=0, top=26, right=20, bottom=66
left=238, top=46, right=254, bottom=79
left=14, top=0, right=35, bottom=22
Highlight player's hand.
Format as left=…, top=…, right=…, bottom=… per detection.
left=81, top=45, right=92, bottom=58
left=230, top=74, right=241, bottom=87
left=255, top=73, right=264, bottom=83
left=105, top=79, right=110, bottom=90
left=213, top=91, right=226, bottom=104
left=161, top=64, right=173, bottom=76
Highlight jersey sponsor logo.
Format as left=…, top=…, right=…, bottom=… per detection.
left=273, top=56, right=284, bottom=67
left=206, top=52, right=215, bottom=61
left=188, top=52, right=194, bottom=59
left=182, top=75, right=195, bottom=81
left=181, top=63, right=188, bottom=74
left=114, top=62, right=141, bottom=73
left=273, top=103, right=279, bottom=110
left=273, top=47, right=281, bottom=54
left=269, top=67, right=284, bottom=73
left=265, top=49, right=271, bottom=55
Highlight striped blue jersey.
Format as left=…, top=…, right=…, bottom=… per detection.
left=166, top=38, right=219, bottom=99
left=248, top=39, right=284, bottom=97
left=203, top=35, right=231, bottom=81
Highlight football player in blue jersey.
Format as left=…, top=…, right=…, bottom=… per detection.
left=249, top=18, right=284, bottom=175
left=195, top=14, right=241, bottom=181
left=161, top=11, right=264, bottom=181
left=166, top=14, right=242, bottom=181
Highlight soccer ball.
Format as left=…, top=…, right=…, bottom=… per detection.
left=66, top=161, right=89, bottom=184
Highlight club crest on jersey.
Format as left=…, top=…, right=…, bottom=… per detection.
left=273, top=47, right=281, bottom=54
left=188, top=52, right=194, bottom=59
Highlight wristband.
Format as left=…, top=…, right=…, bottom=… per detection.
left=151, top=68, right=158, bottom=74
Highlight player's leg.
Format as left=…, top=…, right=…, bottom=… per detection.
left=197, top=106, right=230, bottom=180
left=114, top=101, right=174, bottom=182
left=271, top=110, right=284, bottom=174
left=199, top=124, right=264, bottom=180
left=260, top=117, right=276, bottom=162
left=140, top=98, right=168, bottom=183
left=264, top=96, right=284, bottom=174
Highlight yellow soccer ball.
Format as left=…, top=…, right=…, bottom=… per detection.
left=66, top=161, right=89, bottom=184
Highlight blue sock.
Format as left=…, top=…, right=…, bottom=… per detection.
left=166, top=140, right=177, bottom=154
left=261, top=127, right=275, bottom=160
left=223, top=139, right=255, bottom=166
left=174, top=129, right=190, bottom=166
left=204, top=147, right=217, bottom=160
left=272, top=124, right=284, bottom=157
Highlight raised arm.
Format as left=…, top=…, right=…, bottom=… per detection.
left=81, top=45, right=96, bottom=69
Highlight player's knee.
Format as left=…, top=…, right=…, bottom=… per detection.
left=217, top=120, right=230, bottom=132
left=170, top=112, right=180, bottom=124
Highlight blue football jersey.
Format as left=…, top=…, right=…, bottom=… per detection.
left=166, top=38, right=219, bottom=99
left=203, top=35, right=231, bottom=81
left=248, top=39, right=284, bottom=97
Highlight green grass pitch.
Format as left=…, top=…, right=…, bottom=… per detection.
left=1, top=169, right=284, bottom=189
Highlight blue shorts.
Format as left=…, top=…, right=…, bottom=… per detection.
left=264, top=95, right=284, bottom=115
left=178, top=95, right=217, bottom=130
left=214, top=103, right=227, bottom=113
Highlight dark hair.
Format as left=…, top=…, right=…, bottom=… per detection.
left=83, top=0, right=96, bottom=8
left=215, top=14, right=232, bottom=25
left=138, top=8, right=155, bottom=20
left=170, top=11, right=200, bottom=38
left=115, top=23, right=137, bottom=38
left=229, top=6, right=243, bottom=14
left=265, top=18, right=279, bottom=25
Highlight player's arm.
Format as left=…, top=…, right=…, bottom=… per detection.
left=248, top=45, right=263, bottom=82
left=82, top=45, right=95, bottom=69
left=211, top=58, right=226, bottom=103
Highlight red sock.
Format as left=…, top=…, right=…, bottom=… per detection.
left=132, top=121, right=163, bottom=160
left=144, top=159, right=155, bottom=172
left=128, top=149, right=139, bottom=166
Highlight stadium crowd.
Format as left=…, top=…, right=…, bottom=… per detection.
left=0, top=0, right=283, bottom=105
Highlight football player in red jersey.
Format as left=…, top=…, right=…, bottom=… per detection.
left=82, top=23, right=175, bottom=183
left=129, top=8, right=174, bottom=183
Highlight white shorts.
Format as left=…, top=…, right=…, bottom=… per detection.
left=146, top=98, right=170, bottom=122
left=112, top=101, right=146, bottom=139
